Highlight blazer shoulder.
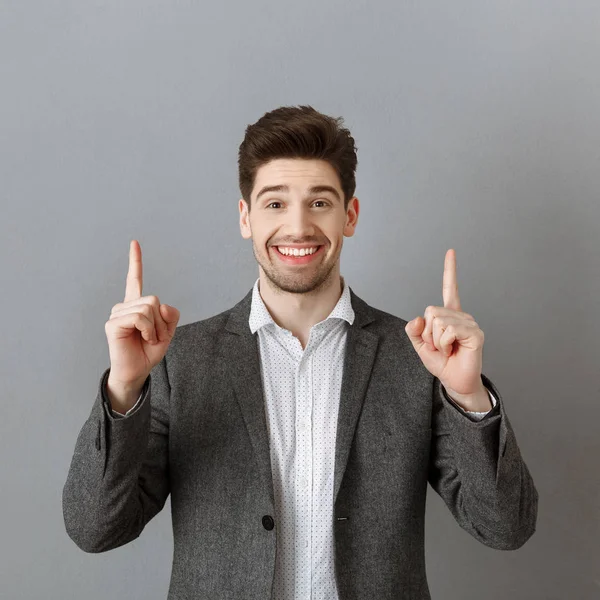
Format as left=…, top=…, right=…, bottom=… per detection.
left=368, top=307, right=413, bottom=348
left=163, top=305, right=237, bottom=362
left=354, top=296, right=429, bottom=376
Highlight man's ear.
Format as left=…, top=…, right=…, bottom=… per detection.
left=239, top=198, right=252, bottom=239
left=343, top=197, right=360, bottom=237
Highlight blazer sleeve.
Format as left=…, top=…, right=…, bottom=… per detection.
left=62, top=356, right=171, bottom=553
left=427, top=372, right=538, bottom=550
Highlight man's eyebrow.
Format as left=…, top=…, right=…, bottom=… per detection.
left=255, top=184, right=341, bottom=203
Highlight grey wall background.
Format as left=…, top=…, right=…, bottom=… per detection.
left=1, top=1, right=598, bottom=598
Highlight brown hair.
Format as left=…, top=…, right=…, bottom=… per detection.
left=238, top=105, right=358, bottom=212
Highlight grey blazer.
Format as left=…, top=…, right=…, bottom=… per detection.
left=63, top=286, right=538, bottom=599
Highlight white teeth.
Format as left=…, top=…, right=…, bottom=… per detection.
left=277, top=246, right=319, bottom=256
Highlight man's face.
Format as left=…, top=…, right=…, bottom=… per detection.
left=239, top=158, right=359, bottom=294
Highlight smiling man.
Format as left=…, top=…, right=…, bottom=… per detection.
left=239, top=156, right=358, bottom=349
left=64, top=105, right=538, bottom=600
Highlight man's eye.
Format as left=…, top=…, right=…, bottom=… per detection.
left=265, top=200, right=329, bottom=209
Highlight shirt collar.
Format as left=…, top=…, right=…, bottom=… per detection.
left=248, top=276, right=355, bottom=334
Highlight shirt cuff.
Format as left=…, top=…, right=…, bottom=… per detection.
left=459, top=388, right=497, bottom=421
left=111, top=389, right=145, bottom=417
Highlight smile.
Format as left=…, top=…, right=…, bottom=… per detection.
left=272, top=245, right=325, bottom=264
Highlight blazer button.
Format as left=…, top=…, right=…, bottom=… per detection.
left=262, top=515, right=275, bottom=531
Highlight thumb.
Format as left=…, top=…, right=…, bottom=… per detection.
left=160, top=304, right=180, bottom=336
left=405, top=316, right=425, bottom=347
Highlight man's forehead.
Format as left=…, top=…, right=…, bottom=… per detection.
left=253, top=159, right=341, bottom=196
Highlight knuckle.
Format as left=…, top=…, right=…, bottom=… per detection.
left=141, top=304, right=154, bottom=320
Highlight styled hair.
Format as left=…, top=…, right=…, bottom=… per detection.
left=238, top=105, right=358, bottom=212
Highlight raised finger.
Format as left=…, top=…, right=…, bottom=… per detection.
left=442, top=249, right=462, bottom=311
left=124, top=240, right=143, bottom=303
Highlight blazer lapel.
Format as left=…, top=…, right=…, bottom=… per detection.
left=333, top=289, right=379, bottom=503
left=222, top=289, right=275, bottom=507
left=220, top=286, right=381, bottom=508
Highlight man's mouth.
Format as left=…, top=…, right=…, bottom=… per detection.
left=271, top=245, right=325, bottom=264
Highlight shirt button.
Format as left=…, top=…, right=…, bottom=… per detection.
left=302, top=478, right=308, bottom=488
left=262, top=515, right=275, bottom=531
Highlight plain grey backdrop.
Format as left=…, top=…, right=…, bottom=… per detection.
left=1, top=1, right=598, bottom=598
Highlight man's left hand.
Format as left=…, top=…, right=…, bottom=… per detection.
left=404, top=249, right=491, bottom=412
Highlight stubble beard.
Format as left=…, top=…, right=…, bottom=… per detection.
left=252, top=241, right=339, bottom=295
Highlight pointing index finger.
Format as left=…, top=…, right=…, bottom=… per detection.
left=124, top=240, right=143, bottom=302
left=442, top=248, right=461, bottom=311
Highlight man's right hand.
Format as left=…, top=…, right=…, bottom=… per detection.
left=104, top=240, right=180, bottom=412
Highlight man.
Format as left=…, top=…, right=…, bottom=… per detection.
left=63, top=105, right=538, bottom=599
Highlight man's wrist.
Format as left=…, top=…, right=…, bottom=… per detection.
left=106, top=374, right=147, bottom=414
left=443, top=382, right=492, bottom=412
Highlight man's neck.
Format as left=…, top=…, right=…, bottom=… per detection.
left=257, top=270, right=344, bottom=345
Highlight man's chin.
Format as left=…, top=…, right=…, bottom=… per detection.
left=263, top=265, right=337, bottom=295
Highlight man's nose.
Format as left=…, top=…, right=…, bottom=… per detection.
left=284, top=206, right=316, bottom=237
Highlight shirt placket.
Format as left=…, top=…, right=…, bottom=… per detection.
left=294, top=335, right=314, bottom=600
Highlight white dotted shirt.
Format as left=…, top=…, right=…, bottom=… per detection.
left=249, top=276, right=355, bottom=600
left=112, top=277, right=496, bottom=599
